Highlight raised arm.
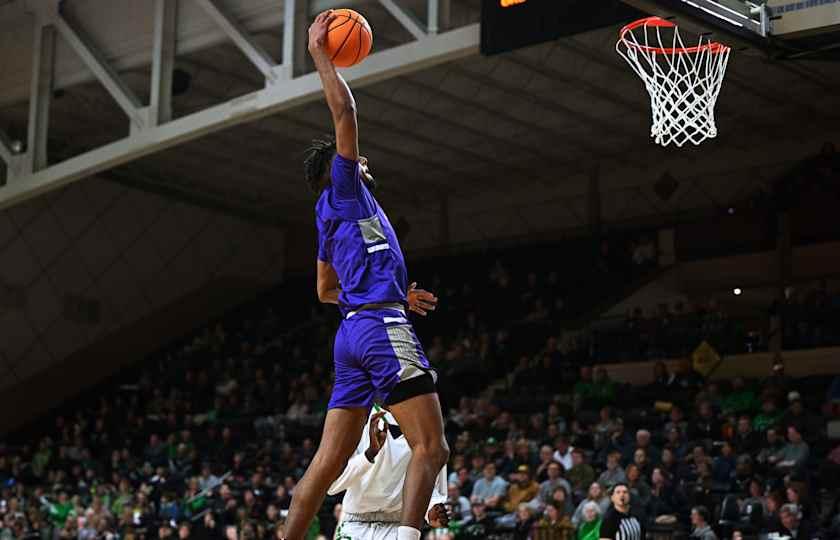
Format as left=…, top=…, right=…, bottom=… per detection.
left=308, top=11, right=359, bottom=161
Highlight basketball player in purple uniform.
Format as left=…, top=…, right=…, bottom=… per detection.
left=281, top=11, right=450, bottom=540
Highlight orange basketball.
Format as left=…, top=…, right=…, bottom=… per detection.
left=325, top=9, right=373, bottom=68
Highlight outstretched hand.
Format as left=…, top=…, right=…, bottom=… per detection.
left=364, top=411, right=387, bottom=462
left=308, top=10, right=337, bottom=53
left=407, top=282, right=438, bottom=317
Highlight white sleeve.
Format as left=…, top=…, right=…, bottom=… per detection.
left=327, top=453, right=374, bottom=496
left=425, top=465, right=449, bottom=523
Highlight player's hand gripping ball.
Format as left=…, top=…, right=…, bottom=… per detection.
left=309, top=9, right=373, bottom=67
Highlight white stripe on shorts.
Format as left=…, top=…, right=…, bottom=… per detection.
left=385, top=324, right=425, bottom=382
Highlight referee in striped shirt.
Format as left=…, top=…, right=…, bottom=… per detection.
left=599, top=483, right=645, bottom=540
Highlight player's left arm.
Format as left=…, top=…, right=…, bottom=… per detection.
left=317, top=260, right=340, bottom=304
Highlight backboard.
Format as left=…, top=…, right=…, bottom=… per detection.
left=621, top=0, right=840, bottom=59
left=620, top=0, right=770, bottom=48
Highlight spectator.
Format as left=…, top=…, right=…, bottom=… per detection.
left=731, top=415, right=761, bottom=456
left=632, top=448, right=652, bottom=480
left=598, top=451, right=628, bottom=490
left=459, top=501, right=495, bottom=538
left=721, top=377, right=759, bottom=416
left=503, top=465, right=539, bottom=513
left=512, top=504, right=535, bottom=540
left=446, top=483, right=471, bottom=522
left=572, top=482, right=610, bottom=528
left=625, top=464, right=651, bottom=510
left=770, top=425, right=809, bottom=473
left=633, top=429, right=661, bottom=466
left=756, top=428, right=786, bottom=470
left=689, top=506, right=717, bottom=540
left=567, top=448, right=595, bottom=499
left=774, top=503, right=814, bottom=539
left=781, top=392, right=820, bottom=440
left=537, top=462, right=572, bottom=511
left=532, top=501, right=573, bottom=538
left=712, top=441, right=736, bottom=487
left=469, top=462, right=507, bottom=509
left=552, top=436, right=574, bottom=472
left=576, top=500, right=603, bottom=540
left=753, top=398, right=783, bottom=432
left=534, top=445, right=555, bottom=483
left=647, top=467, right=683, bottom=523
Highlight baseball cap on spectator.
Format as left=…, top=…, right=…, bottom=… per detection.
left=788, top=391, right=801, bottom=403
left=517, top=464, right=530, bottom=473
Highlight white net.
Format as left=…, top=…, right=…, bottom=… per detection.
left=616, top=17, right=731, bottom=148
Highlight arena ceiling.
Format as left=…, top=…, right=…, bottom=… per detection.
left=0, top=0, right=838, bottom=254
left=0, top=0, right=838, bottom=412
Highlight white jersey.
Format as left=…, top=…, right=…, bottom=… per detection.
left=327, top=410, right=447, bottom=515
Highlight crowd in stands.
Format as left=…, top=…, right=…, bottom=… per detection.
left=1, top=238, right=840, bottom=540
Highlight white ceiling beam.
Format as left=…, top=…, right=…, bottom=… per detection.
left=0, top=23, right=480, bottom=210
left=310, top=0, right=366, bottom=13
left=0, top=0, right=365, bottom=109
left=193, top=0, right=279, bottom=83
left=378, top=0, right=427, bottom=40
left=149, top=0, right=178, bottom=126
left=26, top=24, right=56, bottom=174
left=281, top=0, right=298, bottom=79
left=0, top=129, right=13, bottom=165
left=53, top=16, right=145, bottom=129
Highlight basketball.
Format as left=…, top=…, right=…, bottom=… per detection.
left=324, top=9, right=373, bottom=68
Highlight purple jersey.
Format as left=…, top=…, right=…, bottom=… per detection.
left=316, top=154, right=408, bottom=317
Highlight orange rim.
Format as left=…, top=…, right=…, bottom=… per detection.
left=619, top=16, right=731, bottom=55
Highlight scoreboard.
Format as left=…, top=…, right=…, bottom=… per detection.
left=480, top=0, right=645, bottom=56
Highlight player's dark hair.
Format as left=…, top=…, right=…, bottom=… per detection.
left=303, top=136, right=336, bottom=194
left=303, top=135, right=377, bottom=194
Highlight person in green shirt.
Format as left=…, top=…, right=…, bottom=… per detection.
left=593, top=368, right=617, bottom=406
left=753, top=399, right=782, bottom=432
left=567, top=449, right=595, bottom=499
left=577, top=501, right=602, bottom=540
left=43, top=492, right=74, bottom=528
left=721, top=377, right=759, bottom=416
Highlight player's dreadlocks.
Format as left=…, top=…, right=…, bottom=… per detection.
left=303, top=135, right=378, bottom=195
left=303, top=136, right=336, bottom=194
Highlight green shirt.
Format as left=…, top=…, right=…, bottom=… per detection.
left=721, top=390, right=759, bottom=415
left=578, top=517, right=602, bottom=540
left=305, top=515, right=320, bottom=540
left=753, top=411, right=782, bottom=432
left=568, top=464, right=595, bottom=491
left=47, top=502, right=73, bottom=527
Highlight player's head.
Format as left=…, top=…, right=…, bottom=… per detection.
left=304, top=136, right=377, bottom=194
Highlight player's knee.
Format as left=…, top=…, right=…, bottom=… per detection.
left=415, top=438, right=449, bottom=469
left=311, top=449, right=349, bottom=478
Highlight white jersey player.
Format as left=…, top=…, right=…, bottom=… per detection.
left=328, top=408, right=449, bottom=540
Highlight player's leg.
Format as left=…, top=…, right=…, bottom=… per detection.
left=362, top=315, right=449, bottom=538
left=283, top=407, right=367, bottom=540
left=283, top=324, right=372, bottom=540
left=388, top=389, right=449, bottom=535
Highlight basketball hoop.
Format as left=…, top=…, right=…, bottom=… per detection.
left=616, top=17, right=731, bottom=148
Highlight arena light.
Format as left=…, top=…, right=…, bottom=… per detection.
left=733, top=288, right=742, bottom=296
